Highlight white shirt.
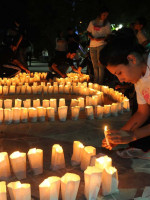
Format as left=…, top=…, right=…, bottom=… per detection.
left=87, top=19, right=111, bottom=47
left=135, top=53, right=150, bottom=104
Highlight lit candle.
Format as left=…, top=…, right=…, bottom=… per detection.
left=59, top=85, right=64, bottom=93
left=21, top=85, right=26, bottom=94
left=15, top=99, right=22, bottom=108
left=4, top=109, right=13, bottom=124
left=95, top=155, right=112, bottom=171
left=59, top=98, right=66, bottom=107
left=118, top=102, right=124, bottom=114
left=111, top=103, right=118, bottom=117
left=20, top=108, right=28, bottom=123
left=61, top=173, right=80, bottom=200
left=54, top=85, right=58, bottom=94
left=86, top=96, right=92, bottom=106
left=3, top=86, right=8, bottom=95
left=70, top=99, right=78, bottom=107
left=88, top=82, right=93, bottom=89
left=84, top=166, right=102, bottom=200
left=92, top=95, right=98, bottom=106
left=39, top=176, right=61, bottom=200
left=28, top=148, right=43, bottom=175
left=10, top=151, right=26, bottom=180
left=104, top=126, right=110, bottom=146
left=85, top=106, right=94, bottom=120
left=26, top=86, right=32, bottom=94
left=102, top=166, right=119, bottom=196
left=48, top=86, right=53, bottom=94
left=42, top=99, right=50, bottom=108
left=12, top=107, right=21, bottom=124
left=80, top=146, right=96, bottom=171
left=0, top=108, right=3, bottom=124
left=0, top=99, right=2, bottom=108
left=51, top=144, right=65, bottom=171
left=37, top=107, right=45, bottom=122
left=95, top=105, right=104, bottom=119
left=0, top=181, right=7, bottom=200
left=123, top=98, right=130, bottom=112
left=32, top=85, right=38, bottom=94
left=0, top=86, right=2, bottom=94
left=7, top=181, right=31, bottom=200
left=37, top=85, right=42, bottom=94
left=71, top=106, right=80, bottom=120
left=28, top=108, right=37, bottom=123
left=104, top=105, right=111, bottom=117
left=23, top=99, right=31, bottom=108
left=0, top=152, right=11, bottom=180
left=4, top=99, right=12, bottom=109
left=9, top=85, right=16, bottom=94
left=33, top=99, right=41, bottom=108
left=47, top=107, right=55, bottom=121
left=50, top=99, right=57, bottom=112
left=71, top=141, right=84, bottom=166
left=78, top=97, right=84, bottom=110
left=58, top=106, right=68, bottom=122
left=43, top=86, right=48, bottom=94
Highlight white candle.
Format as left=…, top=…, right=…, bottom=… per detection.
left=70, top=99, right=78, bottom=107
left=9, top=85, right=16, bottom=94
left=88, top=82, right=93, bottom=89
left=43, top=86, right=48, bottom=94
left=80, top=146, right=96, bottom=171
left=85, top=106, right=94, bottom=120
left=59, top=85, right=64, bottom=93
left=10, top=151, right=26, bottom=180
left=32, top=85, right=38, bottom=94
left=61, top=173, right=80, bottom=200
left=4, top=99, right=12, bottom=109
left=48, top=86, right=53, bottom=94
left=95, top=105, right=103, bottom=119
left=26, top=86, right=32, bottom=94
left=0, top=181, right=7, bottom=200
left=102, top=166, right=119, bottom=196
left=95, top=155, right=112, bottom=171
left=71, top=106, right=80, bottom=120
left=118, top=102, right=124, bottom=114
left=28, top=108, right=37, bottom=122
left=39, top=176, right=61, bottom=200
left=111, top=103, right=118, bottom=116
left=20, top=108, right=28, bottom=123
left=15, top=99, right=22, bottom=108
left=12, top=107, right=21, bottom=124
left=3, top=86, right=9, bottom=95
left=21, top=85, right=26, bottom=94
left=92, top=95, right=98, bottom=106
left=37, top=107, right=45, bottom=122
left=84, top=166, right=102, bottom=200
left=33, top=99, right=41, bottom=108
left=86, top=96, right=92, bottom=106
left=23, top=99, right=31, bottom=108
left=7, top=181, right=31, bottom=200
left=28, top=148, right=43, bottom=175
left=58, top=106, right=68, bottom=122
left=54, top=86, right=58, bottom=94
left=0, top=152, right=11, bottom=180
left=51, top=144, right=65, bottom=171
left=104, top=105, right=111, bottom=117
left=78, top=97, right=84, bottom=110
left=71, top=141, right=84, bottom=166
left=4, top=109, right=13, bottom=124
left=47, top=107, right=55, bottom=121
left=59, top=98, right=65, bottom=107
left=50, top=99, right=57, bottom=112
left=16, top=86, right=21, bottom=94
left=42, top=99, right=50, bottom=108
left=123, top=98, right=130, bottom=111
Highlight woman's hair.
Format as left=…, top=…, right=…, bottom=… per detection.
left=100, top=27, right=146, bottom=67
left=97, top=6, right=109, bottom=27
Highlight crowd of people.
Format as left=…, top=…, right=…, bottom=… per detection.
left=0, top=8, right=150, bottom=155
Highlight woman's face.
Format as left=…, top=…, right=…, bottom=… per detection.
left=100, top=12, right=109, bottom=21
left=107, top=63, right=142, bottom=84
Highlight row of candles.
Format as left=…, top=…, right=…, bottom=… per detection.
left=0, top=141, right=118, bottom=199
left=0, top=97, right=129, bottom=124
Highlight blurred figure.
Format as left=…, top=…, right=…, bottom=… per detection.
left=42, top=48, right=49, bottom=62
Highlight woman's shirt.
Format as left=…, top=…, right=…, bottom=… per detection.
left=135, top=53, right=150, bottom=104
left=87, top=19, right=111, bottom=47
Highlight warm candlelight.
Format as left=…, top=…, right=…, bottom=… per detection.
left=0, top=152, right=11, bottom=180
left=33, top=99, right=41, bottom=108
left=0, top=108, right=3, bottom=124
left=23, top=99, right=31, bottom=108
left=20, top=108, right=28, bottom=123
left=59, top=98, right=66, bottom=107
left=9, top=85, right=16, bottom=94
left=4, top=99, right=12, bottom=109
left=39, top=176, right=61, bottom=200
left=42, top=99, right=50, bottom=108
left=28, top=148, right=43, bottom=175
left=104, top=105, right=111, bottom=117
left=47, top=107, right=55, bottom=121
left=4, top=109, right=13, bottom=124
left=95, top=155, right=112, bottom=171
left=58, top=106, right=68, bottom=122
left=71, top=141, right=84, bottom=166
left=104, top=126, right=110, bottom=146
left=15, top=99, right=22, bottom=108
left=85, top=106, right=94, bottom=120
left=111, top=103, right=118, bottom=117
left=12, top=107, right=21, bottom=124
left=50, top=99, right=57, bottom=112
left=10, top=151, right=26, bottom=180
left=28, top=108, right=37, bottom=122
left=86, top=96, right=92, bottom=106
left=95, top=105, right=104, bottom=119
left=71, top=106, right=80, bottom=120
left=84, top=166, right=102, bottom=200
left=0, top=181, right=7, bottom=200
left=51, top=144, right=65, bottom=171
left=37, top=107, right=45, bottom=122
left=80, top=146, right=96, bottom=171
left=61, top=173, right=80, bottom=200
left=78, top=97, right=84, bottom=110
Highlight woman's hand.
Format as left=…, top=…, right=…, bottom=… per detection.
left=107, top=129, right=136, bottom=144
left=102, top=138, right=117, bottom=150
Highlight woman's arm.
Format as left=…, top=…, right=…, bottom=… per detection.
left=51, top=63, right=66, bottom=78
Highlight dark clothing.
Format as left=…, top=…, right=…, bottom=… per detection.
left=67, top=33, right=80, bottom=53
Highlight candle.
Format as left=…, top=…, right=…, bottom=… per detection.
left=0, top=99, right=2, bottom=108
left=50, top=99, right=57, bottom=112
left=123, top=98, right=130, bottom=111
left=61, top=173, right=80, bottom=200
left=95, top=155, right=112, bottom=171
left=48, top=86, right=53, bottom=94
left=9, top=85, right=16, bottom=94
left=92, top=95, right=98, bottom=106
left=10, top=151, right=26, bottom=180
left=20, top=108, right=28, bottom=123
left=43, top=99, right=50, bottom=108
left=32, top=85, right=38, bottom=94
left=84, top=166, right=102, bottom=200
left=59, top=98, right=65, bottom=107
left=71, top=141, right=84, bottom=166
left=15, top=99, right=22, bottom=108
left=88, top=82, right=93, bottom=89
left=28, top=108, right=37, bottom=122
left=7, top=181, right=31, bottom=200
left=37, top=85, right=42, bottom=94
left=95, top=105, right=104, bottom=119
left=26, top=86, right=32, bottom=94
left=85, top=106, right=94, bottom=120
left=102, top=166, right=119, bottom=196
left=70, top=99, right=78, bottom=107
left=33, top=99, right=41, bottom=108
left=0, top=181, right=7, bottom=200
left=59, top=85, right=64, bottom=93
left=51, top=144, right=65, bottom=171
left=21, top=85, right=26, bottom=94
left=111, top=103, right=118, bottom=117
left=86, top=96, right=92, bottom=106
left=3, top=86, right=8, bottom=95
left=0, top=152, right=11, bottom=180
left=28, top=148, right=43, bottom=175
left=80, top=146, right=96, bottom=171
left=47, top=107, right=55, bottom=121
left=71, top=106, right=80, bottom=120
left=12, top=107, right=21, bottom=123
left=118, top=102, right=124, bottom=114
left=96, top=91, right=104, bottom=105
left=104, top=126, right=110, bottom=146
left=23, top=99, right=31, bottom=108
left=0, top=86, right=2, bottom=95
left=58, top=106, right=68, bottom=122
left=37, top=107, right=45, bottom=122
left=54, top=85, right=58, bottom=94
left=78, top=97, right=84, bottom=110
left=43, top=86, right=48, bottom=94
left=39, top=176, right=61, bottom=200
left=104, top=105, right=111, bottom=117
left=4, top=109, right=13, bottom=124
left=4, top=99, right=12, bottom=109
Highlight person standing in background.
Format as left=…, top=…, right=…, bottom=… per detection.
left=87, top=7, right=111, bottom=84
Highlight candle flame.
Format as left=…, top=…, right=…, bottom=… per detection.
left=11, top=151, right=21, bottom=158
left=104, top=126, right=108, bottom=131
left=29, top=148, right=37, bottom=154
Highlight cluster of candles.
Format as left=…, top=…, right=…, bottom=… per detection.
left=0, top=93, right=130, bottom=124
left=0, top=136, right=118, bottom=199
